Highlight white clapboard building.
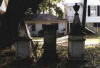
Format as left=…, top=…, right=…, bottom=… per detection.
left=25, top=14, right=66, bottom=37
left=64, top=0, right=100, bottom=23
left=64, top=2, right=83, bottom=23
left=64, top=0, right=100, bottom=35
left=86, top=0, right=100, bottom=23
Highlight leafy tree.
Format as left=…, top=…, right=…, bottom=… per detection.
left=26, top=0, right=64, bottom=18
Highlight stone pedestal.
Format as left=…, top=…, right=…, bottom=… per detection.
left=15, top=37, right=32, bottom=59
left=68, top=36, right=85, bottom=60
left=42, top=24, right=58, bottom=61
left=67, top=4, right=86, bottom=61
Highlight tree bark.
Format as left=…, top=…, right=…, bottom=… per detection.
left=0, top=0, right=44, bottom=49
left=82, top=0, right=87, bottom=30
left=0, top=0, right=33, bottom=49
left=0, top=0, right=3, bottom=6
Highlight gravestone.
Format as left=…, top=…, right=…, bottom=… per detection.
left=15, top=38, right=32, bottom=59
left=42, top=24, right=58, bottom=62
left=15, top=23, right=33, bottom=59
left=68, top=3, right=85, bottom=60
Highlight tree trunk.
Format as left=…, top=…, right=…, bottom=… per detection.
left=0, top=0, right=44, bottom=49
left=0, top=0, right=33, bottom=49
left=0, top=0, right=3, bottom=6
left=82, top=0, right=87, bottom=30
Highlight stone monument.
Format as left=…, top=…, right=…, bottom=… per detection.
left=68, top=3, right=85, bottom=61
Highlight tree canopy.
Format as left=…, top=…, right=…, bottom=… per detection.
left=26, top=0, right=63, bottom=18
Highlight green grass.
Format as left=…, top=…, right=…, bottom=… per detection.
left=0, top=36, right=100, bottom=68
left=86, top=35, right=100, bottom=39
left=32, top=37, right=43, bottom=41
left=85, top=46, right=100, bottom=67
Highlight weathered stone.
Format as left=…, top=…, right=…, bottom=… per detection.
left=42, top=24, right=58, bottom=61
left=15, top=37, right=32, bottom=59
left=68, top=36, right=85, bottom=60
left=68, top=3, right=85, bottom=61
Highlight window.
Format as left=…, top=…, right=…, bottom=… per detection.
left=88, top=5, right=100, bottom=16
left=90, top=6, right=97, bottom=16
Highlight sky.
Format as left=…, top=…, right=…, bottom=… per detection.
left=64, top=0, right=83, bottom=4
left=64, top=0, right=100, bottom=5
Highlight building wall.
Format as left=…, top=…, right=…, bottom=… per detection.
left=34, top=24, right=42, bottom=36
left=86, top=0, right=100, bottom=23
left=64, top=0, right=100, bottom=23
left=86, top=5, right=100, bottom=23
left=29, top=23, right=66, bottom=36
left=65, top=3, right=83, bottom=23
left=86, top=0, right=100, bottom=35
left=57, top=23, right=66, bottom=34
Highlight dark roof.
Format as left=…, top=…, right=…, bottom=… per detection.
left=24, top=14, right=59, bottom=21
left=24, top=14, right=67, bottom=24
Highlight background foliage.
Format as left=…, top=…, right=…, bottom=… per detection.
left=25, top=0, right=63, bottom=18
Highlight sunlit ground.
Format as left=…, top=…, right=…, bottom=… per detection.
left=0, top=35, right=100, bottom=68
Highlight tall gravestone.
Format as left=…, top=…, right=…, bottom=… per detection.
left=15, top=23, right=32, bottom=59
left=68, top=3, right=85, bottom=61
left=42, top=24, right=58, bottom=62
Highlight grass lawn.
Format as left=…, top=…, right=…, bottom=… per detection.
left=86, top=35, right=100, bottom=39
left=0, top=45, right=99, bottom=68
left=0, top=35, right=100, bottom=68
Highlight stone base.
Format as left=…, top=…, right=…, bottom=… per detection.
left=15, top=38, right=33, bottom=59
left=68, top=36, right=85, bottom=60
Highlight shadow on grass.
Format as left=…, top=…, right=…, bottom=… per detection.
left=0, top=45, right=100, bottom=68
